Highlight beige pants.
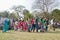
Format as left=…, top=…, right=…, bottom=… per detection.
left=48, top=24, right=53, bottom=31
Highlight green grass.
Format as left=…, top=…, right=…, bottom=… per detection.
left=0, top=30, right=60, bottom=40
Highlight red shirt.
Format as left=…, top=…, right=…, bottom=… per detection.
left=17, top=21, right=23, bottom=28
left=30, top=19, right=34, bottom=25
left=22, top=22, right=27, bottom=30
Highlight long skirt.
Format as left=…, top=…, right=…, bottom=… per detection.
left=2, top=25, right=8, bottom=32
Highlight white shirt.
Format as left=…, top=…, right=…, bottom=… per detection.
left=50, top=19, right=53, bottom=25
left=15, top=21, right=18, bottom=25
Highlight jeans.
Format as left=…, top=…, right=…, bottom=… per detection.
left=35, top=24, right=38, bottom=32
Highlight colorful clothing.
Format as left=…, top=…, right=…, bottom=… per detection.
left=2, top=18, right=9, bottom=32
left=39, top=18, right=44, bottom=32
left=22, top=22, right=27, bottom=30
left=14, top=21, right=18, bottom=31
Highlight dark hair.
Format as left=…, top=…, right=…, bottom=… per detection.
left=19, top=20, right=21, bottom=22
left=16, top=19, right=18, bottom=21
left=22, top=20, right=24, bottom=22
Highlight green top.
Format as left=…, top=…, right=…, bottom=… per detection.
left=38, top=18, right=44, bottom=25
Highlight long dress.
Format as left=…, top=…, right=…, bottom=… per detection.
left=2, top=18, right=9, bottom=32
left=22, top=22, right=27, bottom=31
left=18, top=21, right=23, bottom=28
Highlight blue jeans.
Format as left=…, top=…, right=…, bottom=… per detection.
left=31, top=24, right=35, bottom=32
left=41, top=24, right=44, bottom=31
left=35, top=24, right=38, bottom=32
left=27, top=25, right=31, bottom=32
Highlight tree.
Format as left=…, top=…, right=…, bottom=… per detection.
left=0, top=11, right=9, bottom=18
left=32, top=0, right=59, bottom=12
left=51, top=9, right=60, bottom=22
left=9, top=12, right=17, bottom=19
left=11, top=5, right=25, bottom=18
left=32, top=0, right=60, bottom=18
left=23, top=9, right=33, bottom=20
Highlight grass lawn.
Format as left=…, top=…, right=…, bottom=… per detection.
left=0, top=30, right=60, bottom=40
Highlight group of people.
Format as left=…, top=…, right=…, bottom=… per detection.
left=13, top=17, right=49, bottom=32
left=2, top=17, right=60, bottom=33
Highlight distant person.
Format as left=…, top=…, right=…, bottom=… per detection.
left=30, top=18, right=35, bottom=32
left=44, top=18, right=49, bottom=31
left=14, top=19, right=18, bottom=31
left=50, top=18, right=55, bottom=31
left=27, top=19, right=31, bottom=32
left=22, top=20, right=27, bottom=31
left=39, top=17, right=44, bottom=32
left=9, top=19, right=14, bottom=30
left=35, top=17, right=39, bottom=32
left=17, top=20, right=22, bottom=31
left=2, top=18, right=9, bottom=32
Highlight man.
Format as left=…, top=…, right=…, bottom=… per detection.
left=30, top=18, right=35, bottom=32
left=35, top=17, right=39, bottom=32
left=27, top=19, right=31, bottom=32
left=44, top=18, right=49, bottom=31
left=39, top=17, right=44, bottom=32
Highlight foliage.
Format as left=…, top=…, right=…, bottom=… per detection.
left=51, top=9, right=60, bottom=22
left=11, top=5, right=25, bottom=18
left=0, top=11, right=17, bottom=19
left=23, top=9, right=33, bottom=20
left=0, top=11, right=9, bottom=18
left=32, top=0, right=60, bottom=18
left=32, top=0, right=59, bottom=12
left=9, top=13, right=17, bottom=19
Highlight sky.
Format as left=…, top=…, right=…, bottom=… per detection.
left=0, top=0, right=34, bottom=12
left=0, top=0, right=60, bottom=12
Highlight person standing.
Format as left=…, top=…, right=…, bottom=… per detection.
left=30, top=18, right=35, bottom=32
left=39, top=17, right=44, bottom=32
left=35, top=17, right=39, bottom=32
left=22, top=20, right=27, bottom=31
left=17, top=20, right=22, bottom=31
left=51, top=18, right=56, bottom=31
left=44, top=18, right=49, bottom=31
left=27, top=19, right=31, bottom=32
left=14, top=19, right=18, bottom=31
left=2, top=18, right=9, bottom=32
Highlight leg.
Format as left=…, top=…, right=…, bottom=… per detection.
left=36, top=24, right=38, bottom=32
left=2, top=25, right=6, bottom=32
left=40, top=25, right=44, bottom=32
left=28, top=25, right=31, bottom=32
left=45, top=25, right=48, bottom=31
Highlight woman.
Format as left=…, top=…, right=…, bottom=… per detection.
left=22, top=20, right=27, bottom=31
left=14, top=19, right=18, bottom=31
left=2, top=18, right=9, bottom=32
left=17, top=20, right=23, bottom=31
